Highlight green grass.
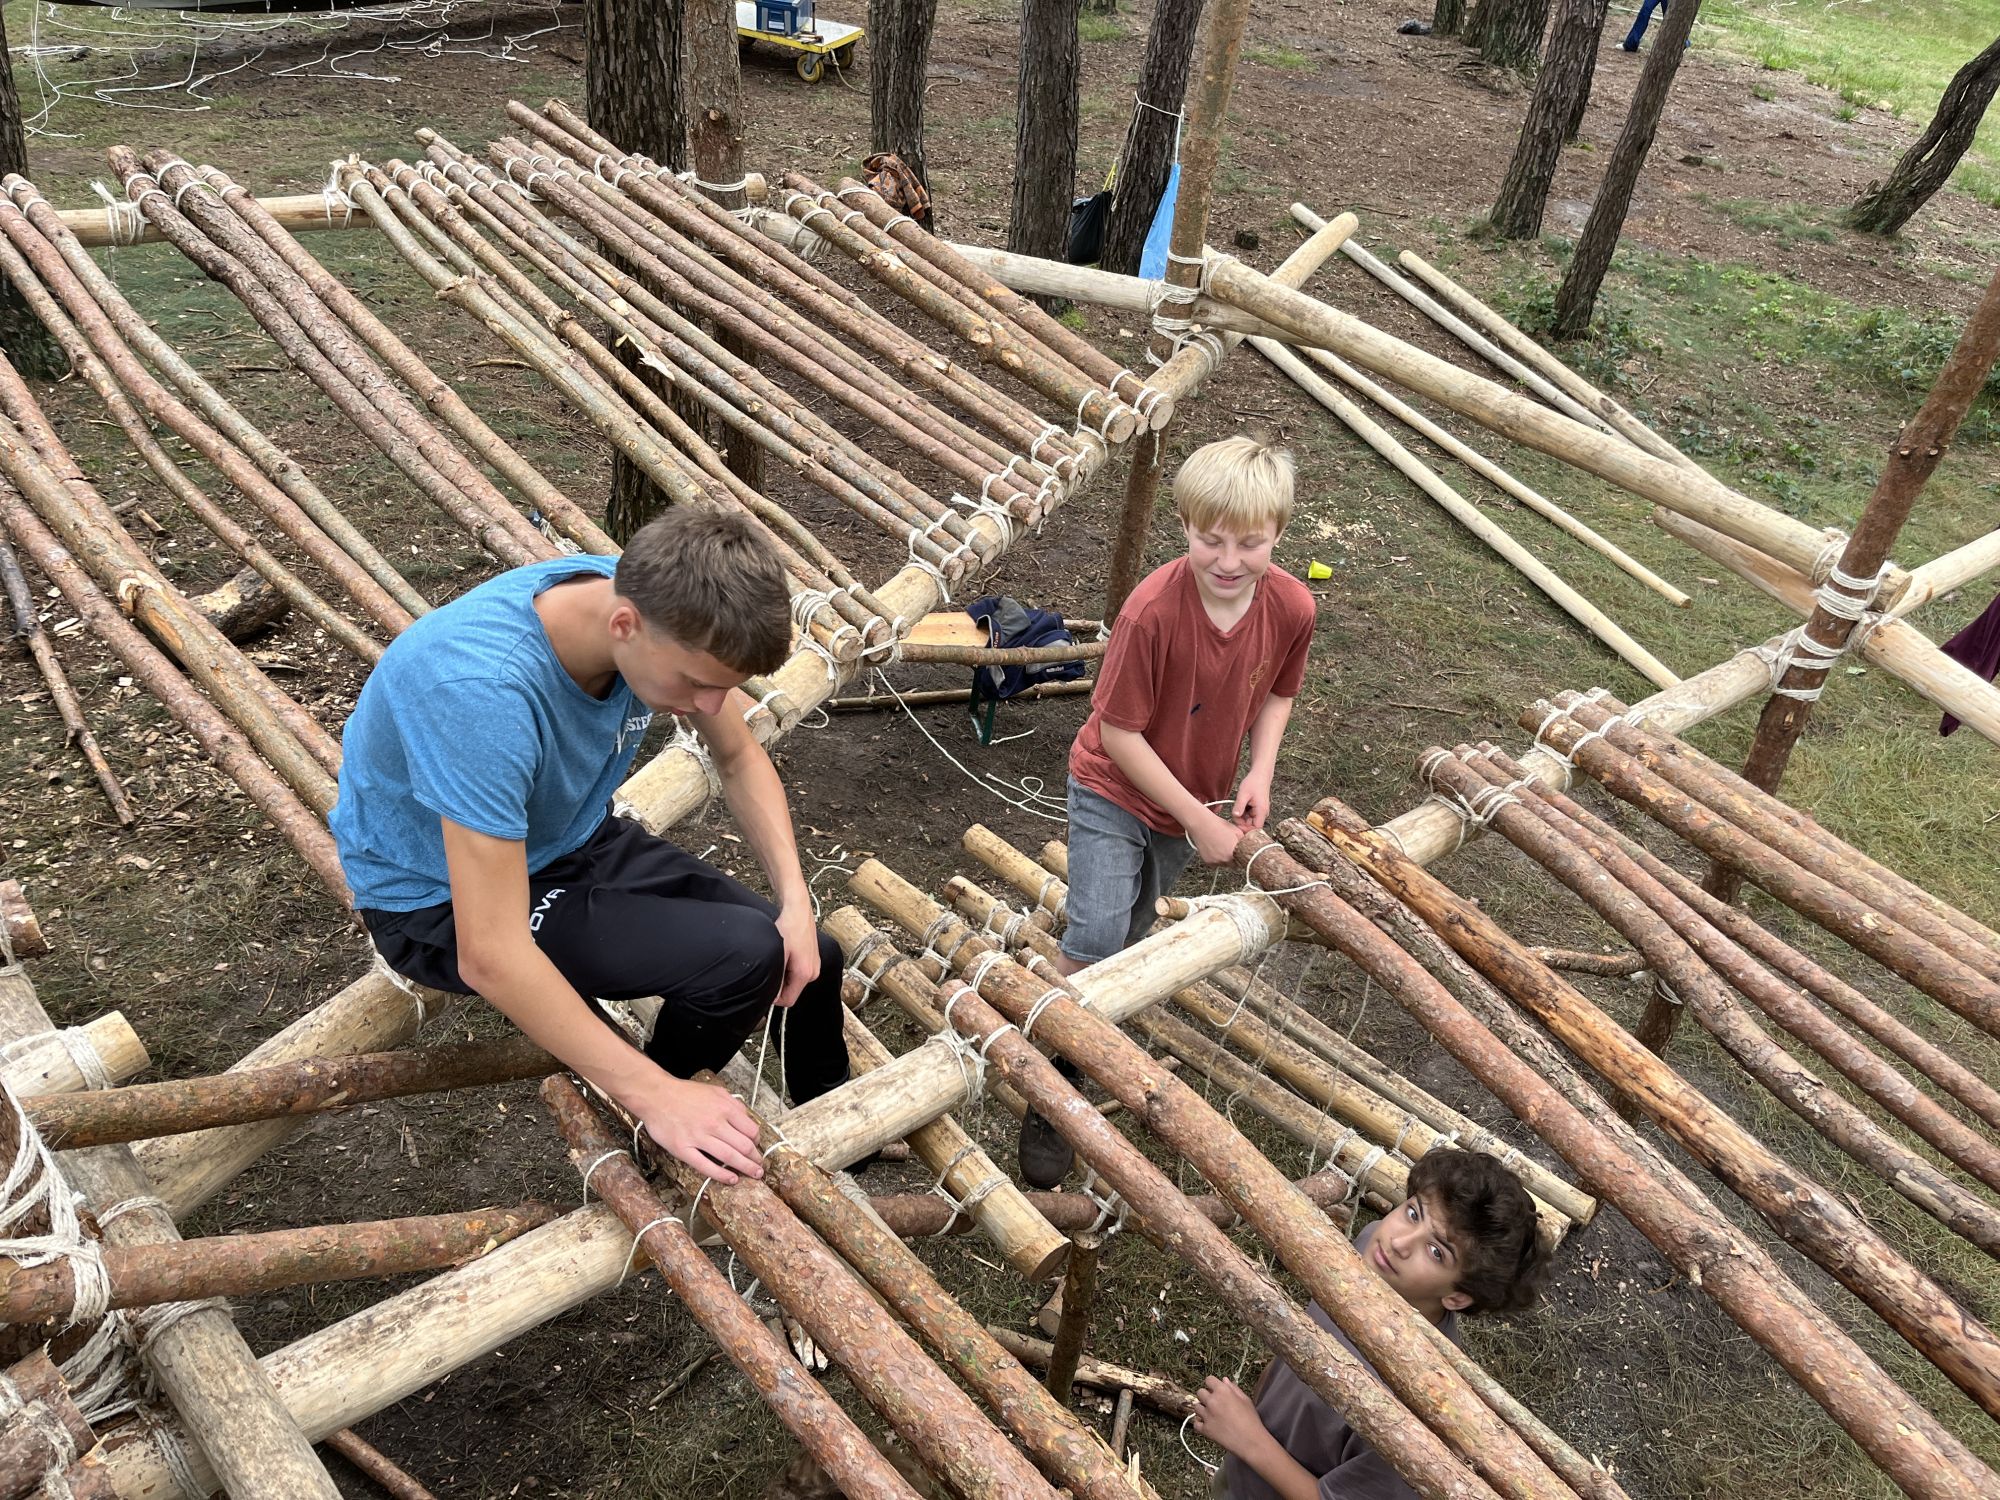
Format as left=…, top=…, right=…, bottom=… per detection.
left=1078, top=10, right=1126, bottom=43
left=1700, top=195, right=1839, bottom=247
left=1703, top=0, right=2000, bottom=204
left=1245, top=42, right=1312, bottom=70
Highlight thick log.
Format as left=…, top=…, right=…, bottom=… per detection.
left=1042, top=1232, right=1103, bottom=1404
left=1527, top=701, right=2000, bottom=1037
left=659, top=1080, right=1063, bottom=1500
left=1253, top=337, right=1677, bottom=689
left=0, top=182, right=423, bottom=629
left=849, top=862, right=1570, bottom=1500
left=1429, top=749, right=2000, bottom=1253
left=1264, top=824, right=2000, bottom=1500
left=543, top=1077, right=926, bottom=1500
left=0, top=1349, right=94, bottom=1500
left=1201, top=253, right=1889, bottom=596
left=186, top=569, right=290, bottom=645
left=0, top=1013, right=147, bottom=1098
left=0, top=881, right=45, bottom=960
left=0, top=1204, right=558, bottom=1326
left=25, top=1034, right=554, bottom=1149
left=1655, top=508, right=2000, bottom=746
left=754, top=1119, right=1150, bottom=1500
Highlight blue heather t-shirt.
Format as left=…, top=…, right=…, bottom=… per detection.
left=329, top=556, right=655, bottom=911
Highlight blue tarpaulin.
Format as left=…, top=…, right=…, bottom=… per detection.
left=1138, top=162, right=1181, bottom=280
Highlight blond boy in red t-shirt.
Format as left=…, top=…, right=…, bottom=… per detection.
left=1019, top=434, right=1315, bottom=1186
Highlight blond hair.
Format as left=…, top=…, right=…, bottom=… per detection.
left=1172, top=433, right=1295, bottom=536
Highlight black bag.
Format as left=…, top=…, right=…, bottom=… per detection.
left=1066, top=190, right=1113, bottom=265
left=964, top=595, right=1087, bottom=708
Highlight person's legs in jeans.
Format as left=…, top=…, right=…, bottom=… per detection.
left=1622, top=0, right=1664, bottom=50
left=1125, top=827, right=1198, bottom=952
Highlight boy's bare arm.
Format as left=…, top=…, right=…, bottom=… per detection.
left=688, top=691, right=820, bottom=1007
left=1233, top=693, right=1297, bottom=831
left=1194, top=1377, right=1322, bottom=1500
left=1100, top=724, right=1242, bottom=864
left=442, top=819, right=765, bottom=1182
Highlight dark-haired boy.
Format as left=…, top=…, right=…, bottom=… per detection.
left=1194, top=1151, right=1549, bottom=1500
left=330, top=509, right=848, bottom=1184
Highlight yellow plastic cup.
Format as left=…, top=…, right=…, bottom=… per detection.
left=1306, top=560, right=1333, bottom=581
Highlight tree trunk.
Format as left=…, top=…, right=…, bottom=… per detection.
left=1490, top=0, right=1606, bottom=236
left=1851, top=34, right=2000, bottom=235
left=0, top=9, right=57, bottom=381
left=1434, top=0, right=1467, bottom=37
left=1101, top=0, right=1206, bottom=275
left=870, top=0, right=940, bottom=196
left=1564, top=0, right=1609, bottom=139
left=1469, top=0, right=1552, bottom=71
left=1008, top=0, right=1083, bottom=289
left=585, top=0, right=685, bottom=540
left=1550, top=0, right=1701, bottom=339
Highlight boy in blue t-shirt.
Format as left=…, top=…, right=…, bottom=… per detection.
left=330, top=509, right=847, bottom=1184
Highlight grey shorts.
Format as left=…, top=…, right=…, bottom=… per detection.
left=1061, top=777, right=1197, bottom=965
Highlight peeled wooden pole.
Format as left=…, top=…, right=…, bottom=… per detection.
left=987, top=1330, right=1197, bottom=1420
left=0, top=474, right=348, bottom=899
left=848, top=862, right=1575, bottom=1500
left=0, top=1013, right=146, bottom=1099
left=3, top=178, right=426, bottom=622
left=24, top=1035, right=556, bottom=1150
left=0, top=532, right=135, bottom=824
left=1259, top=816, right=2000, bottom=1500
left=542, top=1077, right=927, bottom=1500
left=1296, top=341, right=1689, bottom=606
left=1429, top=748, right=2000, bottom=1249
left=1205, top=253, right=1886, bottom=596
left=1256, top=337, right=1678, bottom=688
left=751, top=1120, right=1151, bottom=1500
left=1390, top=249, right=1693, bottom=470
left=1527, top=702, right=2000, bottom=1037
left=1478, top=743, right=2000, bottom=1133
left=1904, top=526, right=2000, bottom=614
left=0, top=1203, right=558, bottom=1326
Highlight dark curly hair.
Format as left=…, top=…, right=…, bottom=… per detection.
left=1406, top=1149, right=1549, bottom=1316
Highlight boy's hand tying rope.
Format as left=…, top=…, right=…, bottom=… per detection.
left=1232, top=771, right=1274, bottom=832
left=643, top=1076, right=765, bottom=1184
left=774, top=904, right=822, bottom=1008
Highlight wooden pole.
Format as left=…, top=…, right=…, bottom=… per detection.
left=1201, top=253, right=1892, bottom=596
left=0, top=1012, right=145, bottom=1099
left=751, top=1121, right=1151, bottom=1500
left=863, top=1174, right=1357, bottom=1240
left=1294, top=807, right=2000, bottom=1424
left=323, top=1430, right=437, bottom=1500
left=848, top=863, right=1574, bottom=1500
left=542, top=1077, right=928, bottom=1500
left=1255, top=818, right=2000, bottom=1500
left=0, top=882, right=45, bottom=961
left=23, top=1035, right=555, bottom=1150
left=1903, top=525, right=2000, bottom=613
left=829, top=679, right=1094, bottom=711
left=0, top=1204, right=558, bottom=1326
left=1253, top=337, right=1679, bottom=687
left=1042, top=1233, right=1104, bottom=1404
left=1724, top=262, right=2000, bottom=866
left=0, top=1349, right=96, bottom=1500
left=988, top=1330, right=1197, bottom=1419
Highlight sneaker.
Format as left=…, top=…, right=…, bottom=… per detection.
left=1621, top=39, right=1640, bottom=50
left=1017, top=1106, right=1076, bottom=1188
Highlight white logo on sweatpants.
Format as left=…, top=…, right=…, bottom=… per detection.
left=529, top=886, right=566, bottom=934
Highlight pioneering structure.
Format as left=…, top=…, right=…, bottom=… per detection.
left=0, top=81, right=1995, bottom=1500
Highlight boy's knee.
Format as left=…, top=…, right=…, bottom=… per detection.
left=691, top=911, right=787, bottom=1016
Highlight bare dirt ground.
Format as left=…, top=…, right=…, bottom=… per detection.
left=4, top=0, right=1998, bottom=1495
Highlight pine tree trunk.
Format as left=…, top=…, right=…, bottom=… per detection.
left=586, top=0, right=686, bottom=541
left=870, top=0, right=941, bottom=196
left=1470, top=0, right=1551, bottom=71
left=1101, top=0, right=1206, bottom=276
left=1851, top=34, right=2000, bottom=236
left=1008, top=0, right=1083, bottom=291
left=1563, top=0, right=1609, bottom=139
left=1490, top=0, right=1606, bottom=237
left=1434, top=0, right=1467, bottom=37
left=0, top=9, right=59, bottom=381
left=686, top=0, right=760, bottom=493
left=1550, top=0, right=1701, bottom=339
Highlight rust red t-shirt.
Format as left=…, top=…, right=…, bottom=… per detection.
left=1068, top=557, right=1315, bottom=836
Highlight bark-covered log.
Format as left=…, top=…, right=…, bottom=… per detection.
left=0, top=1350, right=95, bottom=1500
left=1491, top=0, right=1610, bottom=236
left=1009, top=0, right=1082, bottom=292
left=1550, top=0, right=1702, bottom=337
left=870, top=0, right=940, bottom=197
left=1102, top=0, right=1206, bottom=274
left=1467, top=0, right=1552, bottom=71
left=1852, top=35, right=2000, bottom=235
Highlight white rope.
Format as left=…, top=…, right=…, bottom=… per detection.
left=150, top=1408, right=207, bottom=1500
left=0, top=1085, right=111, bottom=1330
left=369, top=949, right=429, bottom=1029
left=579, top=1148, right=629, bottom=1204
left=1021, top=985, right=1070, bottom=1040
left=670, top=716, right=725, bottom=815
left=88, top=180, right=144, bottom=245
left=687, top=172, right=751, bottom=195
left=132, top=1297, right=226, bottom=1357
left=618, top=1214, right=680, bottom=1282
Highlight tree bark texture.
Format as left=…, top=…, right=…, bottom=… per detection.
left=870, top=0, right=941, bottom=192
left=1550, top=0, right=1702, bottom=338
left=1008, top=0, right=1083, bottom=277
left=1468, top=0, right=1552, bottom=72
left=1852, top=34, right=2000, bottom=235
left=0, top=10, right=58, bottom=381
left=1491, top=0, right=1607, bottom=237
left=1101, top=0, right=1206, bottom=275
left=585, top=0, right=686, bottom=539
left=1563, top=0, right=1610, bottom=139
left=1434, top=0, right=1467, bottom=37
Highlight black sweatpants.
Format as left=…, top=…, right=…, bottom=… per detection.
left=360, top=816, right=850, bottom=1104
